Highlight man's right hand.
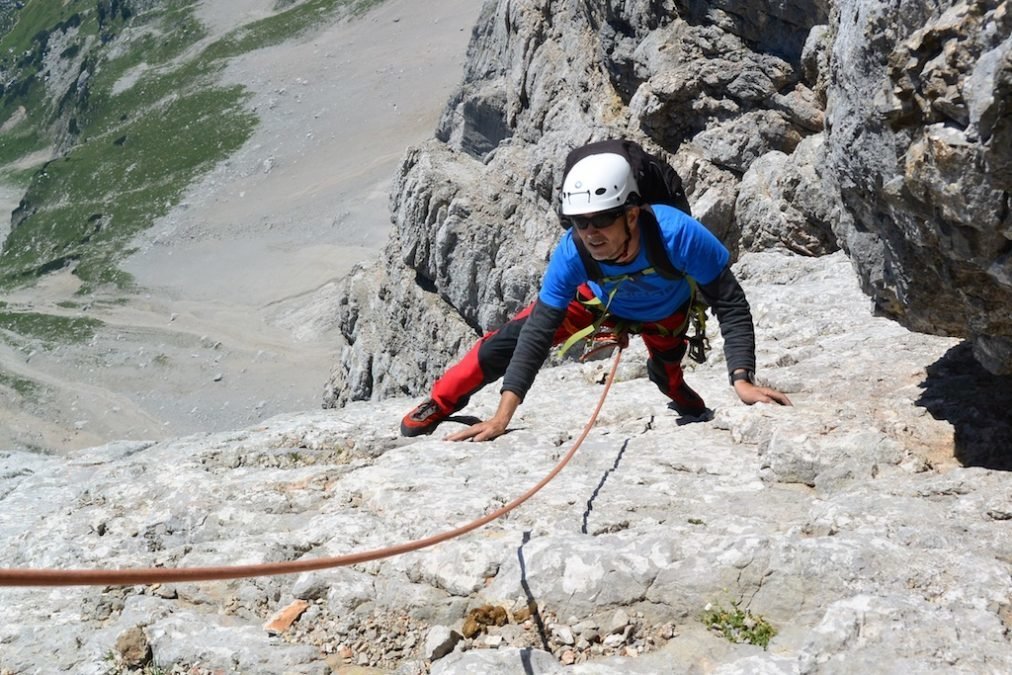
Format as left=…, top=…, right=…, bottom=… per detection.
left=445, top=391, right=522, bottom=442
left=733, top=380, right=793, bottom=406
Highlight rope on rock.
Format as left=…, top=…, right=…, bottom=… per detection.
left=0, top=346, right=625, bottom=587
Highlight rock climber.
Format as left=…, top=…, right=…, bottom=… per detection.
left=401, top=144, right=792, bottom=440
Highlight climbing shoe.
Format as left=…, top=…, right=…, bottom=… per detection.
left=400, top=398, right=452, bottom=437
left=666, top=380, right=707, bottom=417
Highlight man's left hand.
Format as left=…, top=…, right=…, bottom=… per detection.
left=734, top=381, right=793, bottom=406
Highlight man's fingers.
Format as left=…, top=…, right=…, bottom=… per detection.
left=757, top=388, right=793, bottom=406
left=445, top=426, right=478, bottom=442
left=445, top=422, right=504, bottom=442
left=772, top=391, right=793, bottom=406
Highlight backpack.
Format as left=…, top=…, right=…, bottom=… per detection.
left=560, top=139, right=691, bottom=283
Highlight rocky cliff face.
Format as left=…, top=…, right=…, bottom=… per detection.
left=323, top=0, right=1012, bottom=408
left=4, top=3, right=1010, bottom=673
left=825, top=0, right=1012, bottom=374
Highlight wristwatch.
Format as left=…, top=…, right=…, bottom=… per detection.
left=729, top=369, right=755, bottom=386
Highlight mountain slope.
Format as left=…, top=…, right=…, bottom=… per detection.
left=0, top=0, right=478, bottom=451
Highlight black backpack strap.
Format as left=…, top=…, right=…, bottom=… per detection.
left=638, top=207, right=684, bottom=281
left=572, top=232, right=604, bottom=282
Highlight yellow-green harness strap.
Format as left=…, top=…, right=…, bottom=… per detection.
left=556, top=282, right=622, bottom=358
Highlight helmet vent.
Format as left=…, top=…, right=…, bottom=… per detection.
left=595, top=187, right=607, bottom=195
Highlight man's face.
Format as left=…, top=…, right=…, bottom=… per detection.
left=570, top=206, right=639, bottom=261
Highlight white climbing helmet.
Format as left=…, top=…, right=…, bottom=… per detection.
left=560, top=152, right=639, bottom=216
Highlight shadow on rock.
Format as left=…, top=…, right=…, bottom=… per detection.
left=517, top=531, right=551, bottom=653
left=917, top=342, right=1012, bottom=471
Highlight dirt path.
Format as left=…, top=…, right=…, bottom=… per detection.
left=0, top=0, right=481, bottom=453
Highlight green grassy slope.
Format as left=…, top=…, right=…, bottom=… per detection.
left=0, top=0, right=382, bottom=292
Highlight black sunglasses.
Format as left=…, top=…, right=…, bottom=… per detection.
left=562, top=207, right=626, bottom=231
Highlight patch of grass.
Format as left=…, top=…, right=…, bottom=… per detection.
left=0, top=1, right=105, bottom=125
left=0, top=163, right=43, bottom=187
left=703, top=602, right=777, bottom=650
left=1, top=78, right=255, bottom=288
left=0, top=309, right=102, bottom=345
left=0, top=127, right=48, bottom=167
left=0, top=368, right=41, bottom=399
left=206, top=0, right=381, bottom=60
left=0, top=6, right=18, bottom=36
left=0, top=1, right=252, bottom=291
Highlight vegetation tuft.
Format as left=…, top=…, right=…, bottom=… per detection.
left=703, top=602, right=777, bottom=650
left=0, top=309, right=103, bottom=345
left=0, top=368, right=42, bottom=399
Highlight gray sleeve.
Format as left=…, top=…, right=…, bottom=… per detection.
left=501, top=299, right=567, bottom=400
left=698, top=266, right=757, bottom=376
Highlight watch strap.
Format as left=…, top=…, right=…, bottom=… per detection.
left=729, top=369, right=755, bottom=386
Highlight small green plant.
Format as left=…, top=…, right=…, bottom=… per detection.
left=0, top=369, right=41, bottom=399
left=703, top=602, right=777, bottom=649
left=101, top=649, right=172, bottom=675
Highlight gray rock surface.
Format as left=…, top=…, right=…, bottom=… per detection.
left=3, top=251, right=1011, bottom=673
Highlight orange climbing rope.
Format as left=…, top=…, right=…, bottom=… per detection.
left=0, top=346, right=625, bottom=587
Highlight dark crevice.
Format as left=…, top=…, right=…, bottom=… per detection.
left=581, top=439, right=631, bottom=534
left=413, top=270, right=437, bottom=294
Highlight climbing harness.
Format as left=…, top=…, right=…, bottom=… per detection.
left=0, top=348, right=626, bottom=587
left=579, top=329, right=629, bottom=362
left=559, top=274, right=710, bottom=363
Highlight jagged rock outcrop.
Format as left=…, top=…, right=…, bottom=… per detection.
left=823, top=0, right=1012, bottom=374
left=4, top=251, right=1011, bottom=673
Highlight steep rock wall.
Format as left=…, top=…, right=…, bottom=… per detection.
left=823, top=0, right=1012, bottom=374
